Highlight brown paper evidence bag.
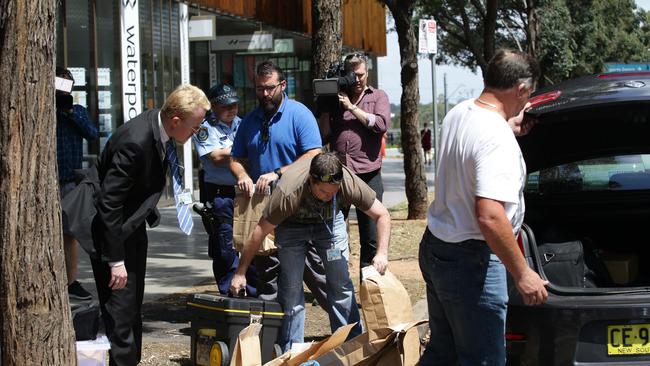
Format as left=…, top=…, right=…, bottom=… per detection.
left=232, top=190, right=276, bottom=255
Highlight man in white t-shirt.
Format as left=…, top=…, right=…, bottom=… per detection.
left=418, top=49, right=548, bottom=366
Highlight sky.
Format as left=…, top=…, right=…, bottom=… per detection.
left=378, top=0, right=650, bottom=106
left=377, top=17, right=484, bottom=106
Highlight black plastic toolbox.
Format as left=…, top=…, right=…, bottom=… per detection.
left=187, top=292, right=284, bottom=365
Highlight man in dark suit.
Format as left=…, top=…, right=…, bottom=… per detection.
left=91, top=84, right=210, bottom=366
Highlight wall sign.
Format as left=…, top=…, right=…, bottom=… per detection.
left=188, top=15, right=216, bottom=41
left=212, top=32, right=273, bottom=51
left=120, top=0, right=142, bottom=122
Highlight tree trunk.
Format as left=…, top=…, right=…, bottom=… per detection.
left=311, top=0, right=342, bottom=80
left=311, top=0, right=342, bottom=142
left=0, top=1, right=77, bottom=365
left=526, top=0, right=538, bottom=59
left=483, top=0, right=498, bottom=65
left=384, top=0, right=428, bottom=219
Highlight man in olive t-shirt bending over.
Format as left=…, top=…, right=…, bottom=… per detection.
left=230, top=151, right=391, bottom=351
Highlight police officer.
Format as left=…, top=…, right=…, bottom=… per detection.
left=193, top=83, right=256, bottom=296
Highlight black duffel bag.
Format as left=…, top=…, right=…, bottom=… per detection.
left=538, top=240, right=588, bottom=287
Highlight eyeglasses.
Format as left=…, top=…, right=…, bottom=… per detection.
left=184, top=119, right=201, bottom=135
left=311, top=171, right=343, bottom=184
left=189, top=124, right=201, bottom=135
left=255, top=83, right=282, bottom=94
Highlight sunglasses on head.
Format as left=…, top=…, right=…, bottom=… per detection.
left=310, top=171, right=343, bottom=184
left=345, top=52, right=368, bottom=62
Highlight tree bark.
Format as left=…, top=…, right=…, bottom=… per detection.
left=525, top=0, right=537, bottom=59
left=483, top=0, right=498, bottom=66
left=0, top=1, right=77, bottom=365
left=384, top=0, right=428, bottom=219
left=311, top=0, right=343, bottom=80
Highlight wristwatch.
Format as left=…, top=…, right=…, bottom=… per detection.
left=274, top=168, right=282, bottom=179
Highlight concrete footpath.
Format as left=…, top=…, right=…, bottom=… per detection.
left=76, top=153, right=435, bottom=303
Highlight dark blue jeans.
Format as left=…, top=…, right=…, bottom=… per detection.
left=274, top=212, right=362, bottom=351
left=418, top=229, right=508, bottom=366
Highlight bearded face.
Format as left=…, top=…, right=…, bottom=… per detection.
left=255, top=72, right=285, bottom=117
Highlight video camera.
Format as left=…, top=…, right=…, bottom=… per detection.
left=313, top=61, right=357, bottom=115
left=55, top=76, right=74, bottom=110
left=313, top=61, right=356, bottom=97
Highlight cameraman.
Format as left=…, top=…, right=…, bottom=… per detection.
left=56, top=67, right=98, bottom=300
left=320, top=53, right=391, bottom=278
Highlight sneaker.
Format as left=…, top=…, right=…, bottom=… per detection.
left=68, top=281, right=92, bottom=300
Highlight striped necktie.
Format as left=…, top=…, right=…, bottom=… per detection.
left=165, top=140, right=193, bottom=235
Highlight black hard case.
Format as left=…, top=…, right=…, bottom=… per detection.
left=71, top=301, right=100, bottom=341
left=187, top=293, right=283, bottom=364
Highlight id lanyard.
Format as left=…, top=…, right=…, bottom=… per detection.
left=317, top=195, right=342, bottom=262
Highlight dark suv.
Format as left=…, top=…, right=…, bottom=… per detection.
left=506, top=72, right=650, bottom=365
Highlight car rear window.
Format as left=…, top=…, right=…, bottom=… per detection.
left=525, top=154, right=650, bottom=193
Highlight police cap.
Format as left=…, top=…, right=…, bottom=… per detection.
left=207, top=84, right=239, bottom=106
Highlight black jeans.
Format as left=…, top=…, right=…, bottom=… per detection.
left=351, top=168, right=384, bottom=275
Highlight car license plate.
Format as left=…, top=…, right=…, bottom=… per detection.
left=608, top=324, right=650, bottom=355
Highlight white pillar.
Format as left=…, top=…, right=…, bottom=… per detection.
left=179, top=3, right=194, bottom=195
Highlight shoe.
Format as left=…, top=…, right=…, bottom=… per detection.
left=68, top=281, right=92, bottom=300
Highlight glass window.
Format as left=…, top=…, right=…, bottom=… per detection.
left=152, top=0, right=163, bottom=106
left=95, top=1, right=121, bottom=152
left=525, top=154, right=650, bottom=193
left=65, top=0, right=93, bottom=160
left=66, top=0, right=91, bottom=72
left=140, top=0, right=155, bottom=110
left=56, top=5, right=65, bottom=66
left=190, top=41, right=210, bottom=91
left=171, top=4, right=181, bottom=88
left=162, top=1, right=172, bottom=93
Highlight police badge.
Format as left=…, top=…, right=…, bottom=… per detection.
left=197, top=127, right=209, bottom=142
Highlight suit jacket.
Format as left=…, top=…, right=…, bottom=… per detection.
left=61, top=165, right=101, bottom=258
left=94, top=109, right=167, bottom=262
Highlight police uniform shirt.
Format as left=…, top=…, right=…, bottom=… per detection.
left=192, top=116, right=241, bottom=186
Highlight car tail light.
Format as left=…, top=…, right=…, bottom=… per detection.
left=506, top=332, right=527, bottom=341
left=528, top=90, right=561, bottom=107
left=598, top=71, right=650, bottom=78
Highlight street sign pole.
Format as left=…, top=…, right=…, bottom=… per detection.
left=431, top=53, right=437, bottom=169
left=419, top=18, right=438, bottom=171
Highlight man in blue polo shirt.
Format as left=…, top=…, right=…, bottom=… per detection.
left=193, top=83, right=256, bottom=295
left=230, top=60, right=326, bottom=303
left=231, top=67, right=322, bottom=191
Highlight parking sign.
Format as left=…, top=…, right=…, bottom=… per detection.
left=418, top=19, right=437, bottom=54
